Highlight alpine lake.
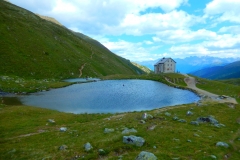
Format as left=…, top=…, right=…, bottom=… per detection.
left=13, top=79, right=200, bottom=114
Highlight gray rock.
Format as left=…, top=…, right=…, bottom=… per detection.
left=135, top=151, right=157, bottom=160
left=172, top=116, right=179, bottom=121
left=194, top=133, right=200, bottom=137
left=123, top=135, right=145, bottom=147
left=214, top=123, right=225, bottom=128
left=140, top=120, right=146, bottom=124
left=48, top=119, right=55, bottom=123
left=210, top=155, right=217, bottom=159
left=216, top=142, right=229, bottom=148
left=142, top=113, right=153, bottom=120
left=190, top=121, right=199, bottom=125
left=142, top=113, right=147, bottom=119
left=186, top=111, right=193, bottom=116
left=59, top=145, right=68, bottom=150
left=104, top=128, right=114, bottom=133
left=60, top=127, right=67, bottom=132
left=187, top=139, right=192, bottom=142
left=84, top=142, right=93, bottom=151
left=122, top=128, right=137, bottom=134
left=197, top=116, right=219, bottom=124
left=98, top=149, right=105, bottom=155
left=165, top=112, right=171, bottom=117
left=178, top=119, right=187, bottom=123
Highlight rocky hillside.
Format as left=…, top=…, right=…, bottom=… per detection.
left=0, top=1, right=145, bottom=79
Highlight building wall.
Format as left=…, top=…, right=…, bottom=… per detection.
left=154, top=58, right=176, bottom=73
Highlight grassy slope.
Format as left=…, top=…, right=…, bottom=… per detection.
left=0, top=102, right=240, bottom=159
left=192, top=76, right=240, bottom=103
left=0, top=1, right=144, bottom=80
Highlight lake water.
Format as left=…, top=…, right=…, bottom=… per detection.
left=20, top=80, right=200, bottom=114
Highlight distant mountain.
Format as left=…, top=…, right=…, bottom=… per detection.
left=0, top=1, right=145, bottom=79
left=136, top=56, right=239, bottom=73
left=190, top=61, right=240, bottom=80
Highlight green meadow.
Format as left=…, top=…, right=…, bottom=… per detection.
left=1, top=73, right=240, bottom=159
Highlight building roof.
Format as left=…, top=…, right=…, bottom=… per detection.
left=154, top=58, right=176, bottom=65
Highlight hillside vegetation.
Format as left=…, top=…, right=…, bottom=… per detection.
left=0, top=1, right=145, bottom=80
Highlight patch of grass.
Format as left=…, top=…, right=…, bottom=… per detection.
left=0, top=75, right=71, bottom=93
left=192, top=76, right=240, bottom=103
left=0, top=102, right=240, bottom=159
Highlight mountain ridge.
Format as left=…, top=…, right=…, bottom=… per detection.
left=190, top=61, right=240, bottom=80
left=136, top=56, right=240, bottom=73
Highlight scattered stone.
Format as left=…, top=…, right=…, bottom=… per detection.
left=197, top=116, right=218, bottom=124
left=98, top=149, right=105, bottom=155
left=194, top=133, right=200, bottom=137
left=186, top=111, right=193, bottom=116
left=190, top=121, right=199, bottom=126
left=210, top=155, right=217, bottom=159
left=135, top=151, right=157, bottom=160
left=165, top=112, right=171, bottom=117
left=216, top=142, right=229, bottom=148
left=48, top=119, right=55, bottom=123
left=59, top=145, right=68, bottom=150
left=187, top=139, right=192, bottom=142
left=172, top=116, right=179, bottom=121
left=104, top=128, right=115, bottom=133
left=122, top=128, right=137, bottom=134
left=173, top=138, right=180, bottom=141
left=214, top=123, right=225, bottom=128
left=147, top=125, right=157, bottom=131
left=123, top=135, right=145, bottom=147
left=153, top=146, right=157, bottom=149
left=142, top=113, right=147, bottom=119
left=178, top=119, right=187, bottom=123
left=60, top=127, right=67, bottom=132
left=140, top=120, right=146, bottom=124
left=142, top=113, right=153, bottom=120
left=84, top=142, right=93, bottom=151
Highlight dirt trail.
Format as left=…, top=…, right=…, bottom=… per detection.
left=182, top=74, right=238, bottom=104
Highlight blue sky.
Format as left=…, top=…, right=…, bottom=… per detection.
left=9, top=0, right=240, bottom=62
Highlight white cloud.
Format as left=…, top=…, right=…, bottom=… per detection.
left=204, top=0, right=240, bottom=23
left=100, top=39, right=160, bottom=61
left=153, top=29, right=217, bottom=44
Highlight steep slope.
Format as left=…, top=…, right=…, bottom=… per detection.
left=190, top=61, right=240, bottom=80
left=0, top=1, right=145, bottom=79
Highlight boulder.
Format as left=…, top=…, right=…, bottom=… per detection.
left=216, top=142, right=229, bottom=148
left=186, top=111, right=193, bottom=116
left=178, top=119, right=187, bottom=123
left=172, top=116, right=179, bottom=121
left=60, top=127, right=67, bottom=132
left=104, top=128, right=114, bottom=133
left=165, top=112, right=171, bottom=117
left=140, top=120, right=146, bottom=124
left=122, top=128, right=137, bottom=134
left=142, top=113, right=153, bottom=120
left=190, top=121, right=199, bottom=125
left=84, top=142, right=93, bottom=151
left=59, top=145, right=68, bottom=150
left=48, top=119, right=55, bottom=123
left=197, top=116, right=218, bottom=124
left=123, top=135, right=145, bottom=147
left=135, top=151, right=157, bottom=160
